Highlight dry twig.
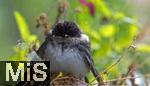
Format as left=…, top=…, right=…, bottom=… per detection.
left=91, top=73, right=150, bottom=85
left=55, top=0, right=68, bottom=24
left=36, top=13, right=50, bottom=36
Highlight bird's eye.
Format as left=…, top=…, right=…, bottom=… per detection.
left=65, top=34, right=68, bottom=37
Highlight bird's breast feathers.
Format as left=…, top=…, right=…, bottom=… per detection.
left=44, top=36, right=90, bottom=77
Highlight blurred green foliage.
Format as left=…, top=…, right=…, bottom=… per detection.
left=0, top=0, right=150, bottom=82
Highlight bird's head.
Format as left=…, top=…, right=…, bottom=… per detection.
left=51, top=21, right=82, bottom=37
left=51, top=21, right=89, bottom=43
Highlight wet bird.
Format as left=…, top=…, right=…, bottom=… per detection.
left=17, top=21, right=102, bottom=86
left=37, top=21, right=102, bottom=84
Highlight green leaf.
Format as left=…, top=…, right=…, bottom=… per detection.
left=14, top=11, right=37, bottom=43
left=93, top=0, right=111, bottom=18
left=137, top=44, right=150, bottom=53
left=99, top=24, right=116, bottom=38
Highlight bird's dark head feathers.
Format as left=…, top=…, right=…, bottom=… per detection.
left=52, top=21, right=82, bottom=37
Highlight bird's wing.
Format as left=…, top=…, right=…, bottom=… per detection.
left=36, top=36, right=51, bottom=60
left=37, top=33, right=55, bottom=58
left=77, top=43, right=100, bottom=82
left=77, top=43, right=94, bottom=68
